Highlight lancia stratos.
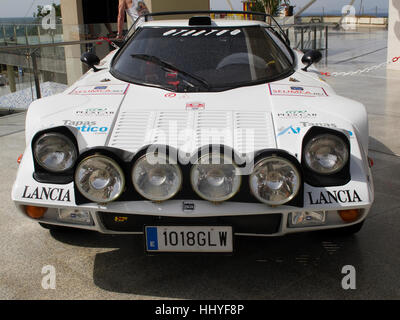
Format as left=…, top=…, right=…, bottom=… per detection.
left=11, top=11, right=374, bottom=253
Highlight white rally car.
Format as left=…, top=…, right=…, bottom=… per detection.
left=12, top=11, right=374, bottom=253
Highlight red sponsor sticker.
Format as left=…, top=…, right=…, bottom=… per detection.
left=268, top=84, right=328, bottom=97
left=69, top=84, right=129, bottom=95
left=165, top=93, right=177, bottom=98
left=186, top=102, right=205, bottom=110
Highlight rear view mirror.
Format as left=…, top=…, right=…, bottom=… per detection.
left=81, top=52, right=101, bottom=72
left=301, top=50, right=322, bottom=72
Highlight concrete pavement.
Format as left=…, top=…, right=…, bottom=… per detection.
left=1, top=27, right=400, bottom=300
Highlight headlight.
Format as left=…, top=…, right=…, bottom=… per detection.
left=304, top=134, right=349, bottom=175
left=191, top=153, right=241, bottom=202
left=132, top=154, right=182, bottom=201
left=249, top=157, right=301, bottom=206
left=33, top=133, right=77, bottom=173
left=75, top=155, right=125, bottom=203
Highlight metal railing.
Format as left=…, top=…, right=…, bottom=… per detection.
left=282, top=23, right=335, bottom=52
left=0, top=37, right=116, bottom=115
left=0, top=20, right=334, bottom=115
left=1, top=23, right=63, bottom=46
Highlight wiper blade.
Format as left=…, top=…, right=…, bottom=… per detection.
left=130, top=54, right=210, bottom=89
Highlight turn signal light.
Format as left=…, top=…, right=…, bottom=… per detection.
left=339, top=209, right=360, bottom=223
left=25, top=206, right=47, bottom=219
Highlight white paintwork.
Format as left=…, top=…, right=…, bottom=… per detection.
left=11, top=18, right=374, bottom=236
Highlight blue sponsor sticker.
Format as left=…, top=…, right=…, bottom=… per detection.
left=277, top=125, right=301, bottom=137
left=94, top=86, right=108, bottom=90
left=146, top=227, right=159, bottom=251
left=76, top=126, right=108, bottom=133
left=291, top=86, right=304, bottom=91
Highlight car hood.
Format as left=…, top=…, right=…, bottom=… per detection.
left=107, top=82, right=281, bottom=156
left=26, top=70, right=366, bottom=157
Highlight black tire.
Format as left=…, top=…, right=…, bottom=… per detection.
left=38, top=222, right=74, bottom=232
left=323, top=221, right=365, bottom=236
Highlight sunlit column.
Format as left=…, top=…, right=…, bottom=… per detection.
left=387, top=0, right=400, bottom=71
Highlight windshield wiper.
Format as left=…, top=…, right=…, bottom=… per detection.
left=130, top=54, right=210, bottom=90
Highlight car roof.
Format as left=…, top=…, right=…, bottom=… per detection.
left=140, top=19, right=270, bottom=28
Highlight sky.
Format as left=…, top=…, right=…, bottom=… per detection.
left=211, top=0, right=389, bottom=14
left=0, top=0, right=389, bottom=18
left=0, top=0, right=60, bottom=18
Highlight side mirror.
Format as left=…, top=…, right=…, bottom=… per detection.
left=81, top=52, right=101, bottom=72
left=301, top=50, right=322, bottom=72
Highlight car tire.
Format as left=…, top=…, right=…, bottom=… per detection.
left=38, top=222, right=74, bottom=232
left=323, top=221, right=365, bottom=236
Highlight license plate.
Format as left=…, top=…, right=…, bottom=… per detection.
left=145, top=226, right=233, bottom=253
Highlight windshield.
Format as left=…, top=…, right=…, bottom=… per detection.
left=111, top=26, right=294, bottom=92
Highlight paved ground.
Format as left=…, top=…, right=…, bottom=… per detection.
left=0, top=112, right=25, bottom=137
left=1, top=27, right=400, bottom=300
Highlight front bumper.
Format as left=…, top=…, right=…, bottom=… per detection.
left=13, top=200, right=371, bottom=236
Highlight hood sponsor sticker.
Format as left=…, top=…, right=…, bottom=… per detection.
left=277, top=125, right=301, bottom=137
left=299, top=121, right=337, bottom=129
left=277, top=110, right=318, bottom=119
left=69, top=84, right=129, bottom=95
left=290, top=86, right=304, bottom=91
left=269, top=84, right=328, bottom=97
left=74, top=108, right=115, bottom=117
left=63, top=120, right=109, bottom=134
left=277, top=122, right=352, bottom=137
left=164, top=92, right=192, bottom=99
left=186, top=102, right=205, bottom=110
